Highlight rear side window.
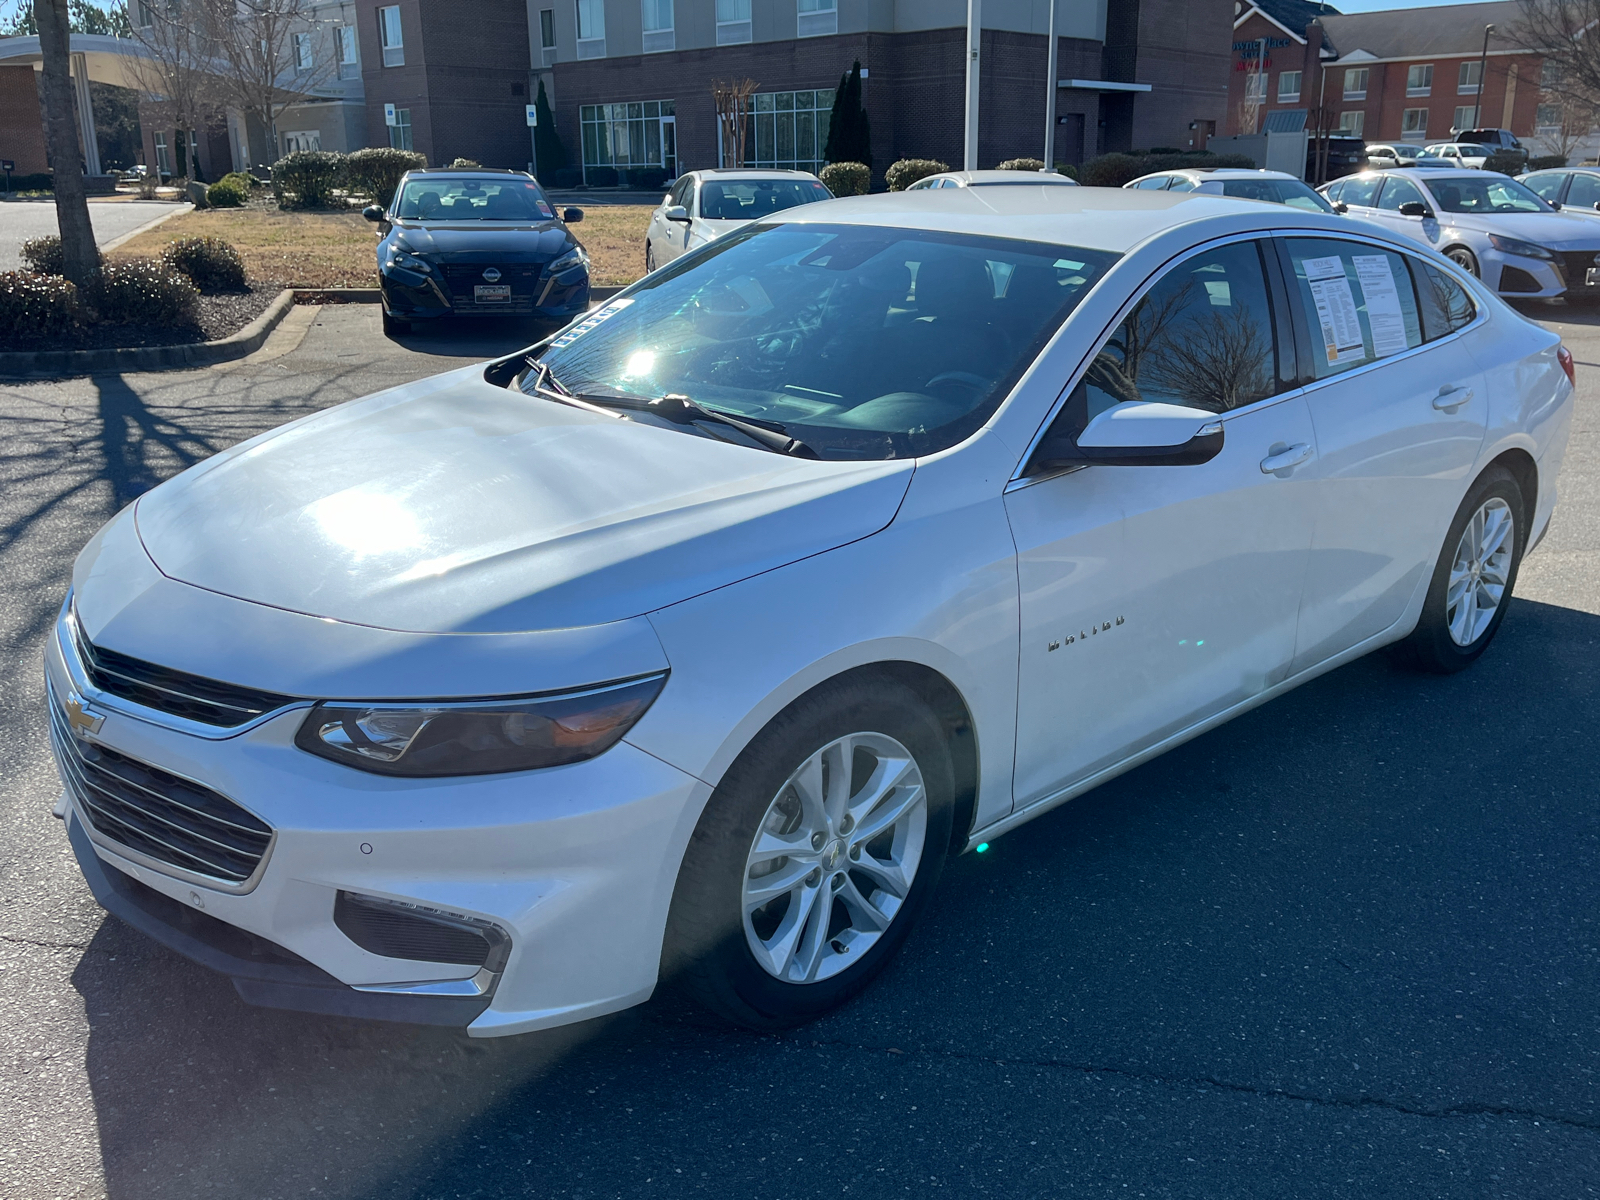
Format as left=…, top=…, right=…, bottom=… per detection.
left=1282, top=238, right=1425, bottom=379
left=1523, top=172, right=1567, bottom=203
left=1132, top=176, right=1171, bottom=190
left=1413, top=259, right=1476, bottom=340
left=1324, top=179, right=1346, bottom=203
left=1339, top=175, right=1381, bottom=207
left=1566, top=172, right=1600, bottom=210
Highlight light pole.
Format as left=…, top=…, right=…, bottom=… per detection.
left=1043, top=0, right=1058, bottom=171
left=965, top=0, right=981, bottom=170
left=1471, top=23, right=1495, bottom=129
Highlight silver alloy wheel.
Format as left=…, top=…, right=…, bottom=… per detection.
left=1446, top=496, right=1515, bottom=646
left=741, top=731, right=928, bottom=984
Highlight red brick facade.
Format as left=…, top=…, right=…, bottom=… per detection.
left=0, top=65, right=49, bottom=175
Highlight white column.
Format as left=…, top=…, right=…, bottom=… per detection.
left=964, top=0, right=982, bottom=170
left=1043, top=0, right=1058, bottom=170
left=71, top=52, right=102, bottom=176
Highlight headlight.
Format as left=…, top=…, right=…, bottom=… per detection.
left=294, top=673, right=666, bottom=777
left=386, top=249, right=430, bottom=272
left=548, top=244, right=589, bottom=274
left=1487, top=234, right=1555, bottom=260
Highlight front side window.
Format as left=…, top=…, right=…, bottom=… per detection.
left=1424, top=175, right=1550, bottom=214
left=1375, top=175, right=1426, bottom=211
left=698, top=178, right=831, bottom=219
left=1344, top=68, right=1368, bottom=99
left=1283, top=238, right=1425, bottom=380
left=379, top=5, right=403, bottom=66
left=1565, top=172, right=1600, bottom=209
left=1055, top=241, right=1284, bottom=441
left=1220, top=178, right=1336, bottom=213
left=1458, top=60, right=1482, bottom=93
left=525, top=223, right=1116, bottom=460
left=1522, top=171, right=1567, bottom=202
left=1407, top=63, right=1433, bottom=95
left=1278, top=70, right=1301, bottom=101
left=394, top=176, right=555, bottom=220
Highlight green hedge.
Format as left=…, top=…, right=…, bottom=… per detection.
left=1079, top=150, right=1258, bottom=187
left=20, top=235, right=63, bottom=275
left=94, top=258, right=199, bottom=325
left=344, top=147, right=428, bottom=206
left=885, top=158, right=949, bottom=191
left=0, top=271, right=80, bottom=340
left=2, top=172, right=55, bottom=193
left=1484, top=150, right=1525, bottom=176
left=1527, top=154, right=1568, bottom=172
left=820, top=161, right=870, bottom=196
left=161, top=236, right=246, bottom=293
left=206, top=179, right=247, bottom=208
left=997, top=158, right=1045, bottom=171
left=272, top=150, right=345, bottom=209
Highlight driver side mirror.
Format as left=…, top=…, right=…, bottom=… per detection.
left=664, top=204, right=691, bottom=223
left=563, top=206, right=584, bottom=223
left=1398, top=200, right=1434, bottom=218
left=1032, top=401, right=1225, bottom=472
left=1550, top=201, right=1562, bottom=210
left=362, top=204, right=385, bottom=222
left=1334, top=202, right=1349, bottom=213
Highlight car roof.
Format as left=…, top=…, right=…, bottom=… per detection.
left=761, top=186, right=1363, bottom=255
left=689, top=168, right=820, bottom=179
left=1125, top=168, right=1301, bottom=186
left=405, top=168, right=533, bottom=177
left=922, top=169, right=1079, bottom=185
left=1355, top=167, right=1508, bottom=181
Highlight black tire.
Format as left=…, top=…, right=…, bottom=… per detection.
left=1445, top=246, right=1480, bottom=277
left=645, top=242, right=657, bottom=273
left=381, top=309, right=409, bottom=336
left=1392, top=465, right=1526, bottom=674
left=663, top=677, right=955, bottom=1030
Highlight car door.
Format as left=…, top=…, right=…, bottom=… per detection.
left=655, top=177, right=694, bottom=264
left=1275, top=237, right=1488, bottom=671
left=1337, top=173, right=1382, bottom=219
left=1369, top=174, right=1444, bottom=249
left=1005, top=238, right=1319, bottom=806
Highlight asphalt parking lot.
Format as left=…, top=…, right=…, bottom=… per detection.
left=0, top=199, right=187, bottom=271
left=1, top=303, right=1597, bottom=1199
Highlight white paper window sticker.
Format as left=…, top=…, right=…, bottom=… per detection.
left=548, top=296, right=636, bottom=349
left=1303, top=255, right=1366, bottom=366
left=1351, top=254, right=1411, bottom=358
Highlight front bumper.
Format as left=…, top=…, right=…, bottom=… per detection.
left=379, top=261, right=590, bottom=321
left=48, top=597, right=703, bottom=1037
left=1487, top=247, right=1600, bottom=299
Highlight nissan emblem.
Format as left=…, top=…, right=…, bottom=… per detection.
left=482, top=267, right=502, bottom=282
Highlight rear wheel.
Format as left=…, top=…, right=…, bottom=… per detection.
left=664, top=678, right=954, bottom=1029
left=1393, top=466, right=1525, bottom=673
left=1445, top=246, right=1480, bottom=277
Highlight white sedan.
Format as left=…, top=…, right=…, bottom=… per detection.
left=1323, top=168, right=1600, bottom=299
left=50, top=188, right=1574, bottom=1035
left=905, top=169, right=1080, bottom=190
left=1124, top=167, right=1335, bottom=213
left=644, top=168, right=830, bottom=272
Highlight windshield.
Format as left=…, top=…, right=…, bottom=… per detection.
left=1423, top=176, right=1551, bottom=213
left=1219, top=179, right=1335, bottom=213
left=699, top=179, right=832, bottom=220
left=394, top=177, right=555, bottom=221
left=526, top=223, right=1116, bottom=459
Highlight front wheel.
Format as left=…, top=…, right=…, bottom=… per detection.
left=1445, top=246, right=1480, bottom=278
left=381, top=308, right=410, bottom=336
left=664, top=678, right=954, bottom=1029
left=645, top=241, right=657, bottom=273
left=1393, top=466, right=1525, bottom=673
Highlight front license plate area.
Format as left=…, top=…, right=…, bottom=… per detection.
left=474, top=285, right=512, bottom=302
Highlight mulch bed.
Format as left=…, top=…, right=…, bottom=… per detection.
left=6, top=283, right=285, bottom=352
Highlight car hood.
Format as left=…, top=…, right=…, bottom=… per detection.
left=1438, top=210, right=1600, bottom=247
left=393, top=222, right=573, bottom=258
left=133, top=367, right=913, bottom=635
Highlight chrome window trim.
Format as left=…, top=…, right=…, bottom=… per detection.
left=56, top=594, right=313, bottom=742
left=48, top=676, right=277, bottom=895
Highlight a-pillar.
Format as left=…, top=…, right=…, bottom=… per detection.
left=69, top=51, right=101, bottom=175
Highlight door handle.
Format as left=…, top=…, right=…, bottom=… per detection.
left=1260, top=442, right=1313, bottom=474
left=1433, top=385, right=1473, bottom=412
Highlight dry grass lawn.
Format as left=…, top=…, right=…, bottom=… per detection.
left=110, top=204, right=655, bottom=289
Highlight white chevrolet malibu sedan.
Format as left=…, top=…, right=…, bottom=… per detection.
left=50, top=187, right=1574, bottom=1035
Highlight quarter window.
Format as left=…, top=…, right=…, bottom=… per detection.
left=1339, top=175, right=1380, bottom=207
left=1282, top=238, right=1425, bottom=380
left=1414, top=260, right=1475, bottom=340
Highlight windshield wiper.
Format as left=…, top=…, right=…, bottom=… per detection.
left=579, top=390, right=820, bottom=458
left=523, top=359, right=624, bottom=420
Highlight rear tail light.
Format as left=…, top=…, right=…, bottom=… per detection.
left=1558, top=344, right=1576, bottom=387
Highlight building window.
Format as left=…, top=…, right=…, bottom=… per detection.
left=336, top=25, right=360, bottom=78
left=744, top=89, right=835, bottom=175
left=135, top=1, right=153, bottom=27
left=1452, top=105, right=1477, bottom=131
left=1277, top=71, right=1301, bottom=102
left=642, top=0, right=673, bottom=52
left=577, top=0, right=605, bottom=58
left=1343, top=68, right=1368, bottom=100
left=153, top=131, right=169, bottom=174
left=716, top=0, right=751, bottom=45
left=388, top=107, right=412, bottom=150
left=1401, top=107, right=1428, bottom=138
left=283, top=130, right=322, bottom=154
left=540, top=8, right=556, bottom=65
left=294, top=31, right=314, bottom=72
left=379, top=5, right=403, bottom=67
left=580, top=100, right=677, bottom=179
left=797, top=0, right=837, bottom=38
left=1458, top=60, right=1481, bottom=94
left=1536, top=103, right=1561, bottom=130
left=1338, top=110, right=1365, bottom=137
left=1541, top=60, right=1562, bottom=88
left=1406, top=63, right=1432, bottom=96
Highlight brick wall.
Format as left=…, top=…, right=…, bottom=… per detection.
left=0, top=66, right=48, bottom=175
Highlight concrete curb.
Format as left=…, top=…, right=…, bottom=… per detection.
left=0, top=288, right=296, bottom=379
left=292, top=287, right=381, bottom=303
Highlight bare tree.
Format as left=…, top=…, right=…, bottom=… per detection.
left=1534, top=86, right=1598, bottom=160
left=1510, top=0, right=1600, bottom=105
left=119, top=0, right=225, bottom=181
left=713, top=78, right=758, bottom=168
left=210, top=0, right=340, bottom=163
left=35, top=0, right=98, bottom=285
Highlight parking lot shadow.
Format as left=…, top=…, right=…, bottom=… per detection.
left=384, top=315, right=566, bottom=360
left=72, top=598, right=1600, bottom=1199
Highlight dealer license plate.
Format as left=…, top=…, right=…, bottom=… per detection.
left=1586, top=268, right=1600, bottom=288
left=474, top=284, right=512, bottom=302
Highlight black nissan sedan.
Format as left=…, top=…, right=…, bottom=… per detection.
left=364, top=168, right=590, bottom=335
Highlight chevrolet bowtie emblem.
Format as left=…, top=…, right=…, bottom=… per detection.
left=64, top=691, right=104, bottom=736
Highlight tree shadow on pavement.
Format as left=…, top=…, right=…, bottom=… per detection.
left=72, top=598, right=1600, bottom=1200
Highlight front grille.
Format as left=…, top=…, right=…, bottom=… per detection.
left=441, top=263, right=544, bottom=313
left=1557, top=251, right=1600, bottom=292
left=334, top=891, right=508, bottom=968
left=69, top=611, right=295, bottom=728
left=51, top=693, right=273, bottom=884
